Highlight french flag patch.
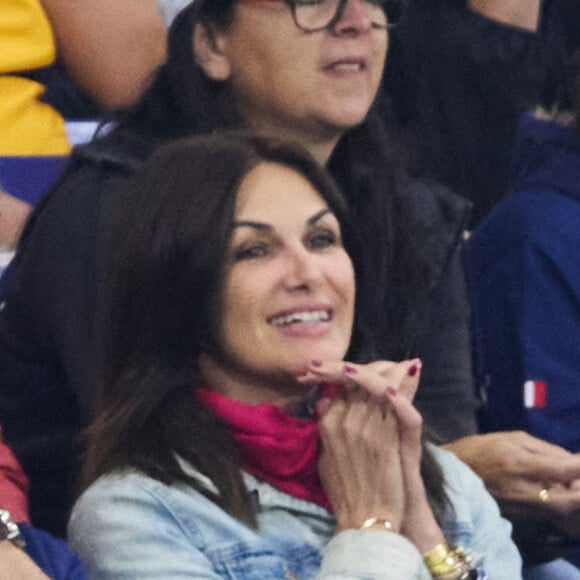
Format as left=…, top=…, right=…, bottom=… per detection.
left=524, top=380, right=547, bottom=409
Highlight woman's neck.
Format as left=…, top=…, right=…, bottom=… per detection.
left=197, top=352, right=314, bottom=413
left=243, top=118, right=341, bottom=166
left=304, top=134, right=341, bottom=166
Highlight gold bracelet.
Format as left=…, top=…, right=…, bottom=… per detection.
left=423, top=542, right=473, bottom=579
left=424, top=542, right=454, bottom=569
left=359, top=517, right=393, bottom=531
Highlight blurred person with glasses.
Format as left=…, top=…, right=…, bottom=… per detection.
left=240, top=0, right=403, bottom=31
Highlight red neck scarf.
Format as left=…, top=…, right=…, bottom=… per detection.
left=195, top=387, right=338, bottom=512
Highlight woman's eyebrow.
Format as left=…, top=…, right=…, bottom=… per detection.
left=307, top=208, right=331, bottom=225
left=232, top=208, right=332, bottom=231
left=232, top=220, right=270, bottom=231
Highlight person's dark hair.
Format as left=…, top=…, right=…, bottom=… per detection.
left=82, top=132, right=449, bottom=527
left=116, top=0, right=240, bottom=140
left=538, top=2, right=580, bottom=112
left=83, top=132, right=350, bottom=525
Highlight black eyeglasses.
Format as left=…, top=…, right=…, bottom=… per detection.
left=239, top=0, right=404, bottom=33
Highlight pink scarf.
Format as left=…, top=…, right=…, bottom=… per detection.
left=195, top=386, right=338, bottom=512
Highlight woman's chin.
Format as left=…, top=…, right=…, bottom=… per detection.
left=324, top=98, right=375, bottom=130
left=287, top=352, right=345, bottom=378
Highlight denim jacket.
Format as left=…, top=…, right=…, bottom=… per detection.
left=68, top=446, right=521, bottom=579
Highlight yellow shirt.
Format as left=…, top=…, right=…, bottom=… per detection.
left=0, top=0, right=70, bottom=154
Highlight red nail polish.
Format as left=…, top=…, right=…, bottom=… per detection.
left=408, top=364, right=418, bottom=377
left=343, top=364, right=357, bottom=375
left=386, top=386, right=397, bottom=397
left=311, top=360, right=322, bottom=367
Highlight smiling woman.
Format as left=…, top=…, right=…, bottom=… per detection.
left=200, top=162, right=355, bottom=404
left=0, top=0, right=477, bottom=537
left=67, top=132, right=521, bottom=579
left=91, top=133, right=359, bottom=423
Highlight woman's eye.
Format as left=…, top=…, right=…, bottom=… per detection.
left=309, top=231, right=337, bottom=250
left=234, top=243, right=268, bottom=261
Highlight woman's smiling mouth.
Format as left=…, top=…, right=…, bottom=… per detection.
left=269, top=308, right=332, bottom=327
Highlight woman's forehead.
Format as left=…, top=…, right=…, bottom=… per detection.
left=231, top=163, right=328, bottom=222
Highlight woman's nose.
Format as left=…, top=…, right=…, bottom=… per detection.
left=283, top=248, right=322, bottom=290
left=331, top=0, right=373, bottom=35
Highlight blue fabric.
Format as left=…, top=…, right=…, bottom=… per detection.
left=524, top=558, right=580, bottom=580
left=20, top=524, right=87, bottom=579
left=466, top=114, right=580, bottom=449
left=0, top=156, right=67, bottom=205
left=68, top=446, right=521, bottom=579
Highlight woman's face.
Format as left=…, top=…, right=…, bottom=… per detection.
left=200, top=162, right=355, bottom=405
left=198, top=0, right=388, bottom=155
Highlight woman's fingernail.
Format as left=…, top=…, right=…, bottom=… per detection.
left=343, top=364, right=357, bottom=375
left=408, top=359, right=422, bottom=377
left=385, top=386, right=397, bottom=397
left=311, top=359, right=322, bottom=367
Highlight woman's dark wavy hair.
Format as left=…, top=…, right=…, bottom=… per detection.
left=82, top=132, right=449, bottom=527
left=84, top=132, right=353, bottom=524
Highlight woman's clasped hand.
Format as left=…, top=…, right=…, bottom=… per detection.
left=298, top=358, right=446, bottom=552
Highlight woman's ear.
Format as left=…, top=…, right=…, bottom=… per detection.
left=193, top=22, right=232, bottom=81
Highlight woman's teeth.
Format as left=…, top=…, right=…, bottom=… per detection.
left=270, top=310, right=330, bottom=327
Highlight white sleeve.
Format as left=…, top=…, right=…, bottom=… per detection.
left=318, top=529, right=431, bottom=579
